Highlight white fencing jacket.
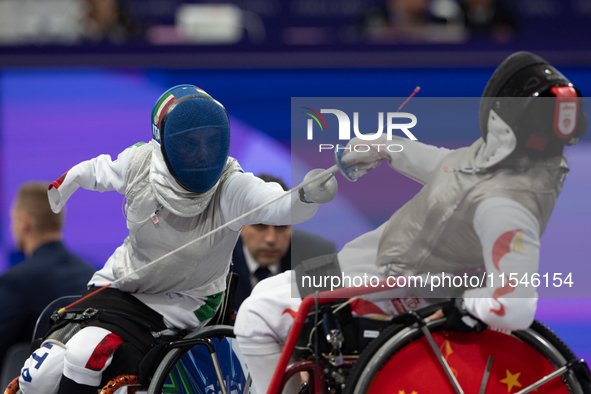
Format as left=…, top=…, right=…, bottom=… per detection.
left=48, top=140, right=319, bottom=329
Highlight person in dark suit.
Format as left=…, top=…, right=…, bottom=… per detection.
left=0, top=182, right=96, bottom=363
left=232, top=175, right=336, bottom=309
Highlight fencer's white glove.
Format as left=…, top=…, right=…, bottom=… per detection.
left=339, top=135, right=390, bottom=180
left=299, top=168, right=338, bottom=204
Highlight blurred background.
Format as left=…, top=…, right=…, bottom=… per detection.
left=0, top=0, right=590, bottom=363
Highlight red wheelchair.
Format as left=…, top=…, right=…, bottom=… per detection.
left=268, top=283, right=591, bottom=394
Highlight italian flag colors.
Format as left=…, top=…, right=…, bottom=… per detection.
left=152, top=87, right=211, bottom=127
left=194, top=87, right=210, bottom=96
left=152, top=93, right=176, bottom=127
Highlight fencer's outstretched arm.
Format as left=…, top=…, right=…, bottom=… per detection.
left=220, top=173, right=320, bottom=231
left=341, top=135, right=452, bottom=184
left=463, top=197, right=540, bottom=331
left=48, top=143, right=141, bottom=213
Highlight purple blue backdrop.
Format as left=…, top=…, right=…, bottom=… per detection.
left=1, top=67, right=589, bottom=362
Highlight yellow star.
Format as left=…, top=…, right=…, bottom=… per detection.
left=398, top=391, right=405, bottom=394
left=440, top=340, right=453, bottom=359
left=500, top=369, right=523, bottom=392
left=411, top=391, right=418, bottom=394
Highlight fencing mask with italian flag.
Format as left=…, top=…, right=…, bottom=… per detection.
left=151, top=84, right=230, bottom=193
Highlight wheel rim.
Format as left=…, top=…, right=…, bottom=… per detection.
left=352, top=321, right=581, bottom=394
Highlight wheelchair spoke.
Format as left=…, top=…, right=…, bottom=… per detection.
left=243, top=373, right=252, bottom=394
left=419, top=324, right=465, bottom=394
left=514, top=359, right=584, bottom=394
left=478, top=356, right=493, bottom=394
left=209, top=351, right=228, bottom=394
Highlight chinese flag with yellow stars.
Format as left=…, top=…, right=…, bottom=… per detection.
left=367, top=330, right=569, bottom=393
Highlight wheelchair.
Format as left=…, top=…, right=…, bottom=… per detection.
left=4, top=280, right=591, bottom=394
left=267, top=282, right=591, bottom=394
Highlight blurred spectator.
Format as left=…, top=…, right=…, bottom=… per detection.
left=0, top=183, right=95, bottom=363
left=83, top=0, right=144, bottom=43
left=232, top=174, right=336, bottom=308
left=0, top=0, right=85, bottom=45
left=458, top=0, right=519, bottom=42
left=356, top=0, right=465, bottom=43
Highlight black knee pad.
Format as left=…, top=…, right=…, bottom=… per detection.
left=57, top=376, right=97, bottom=394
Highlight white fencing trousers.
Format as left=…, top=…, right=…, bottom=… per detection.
left=19, top=326, right=123, bottom=394
left=234, top=222, right=387, bottom=346
left=235, top=271, right=302, bottom=394
left=62, top=326, right=123, bottom=386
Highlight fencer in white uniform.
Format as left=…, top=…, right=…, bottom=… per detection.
left=19, top=85, right=338, bottom=394
left=234, top=51, right=587, bottom=394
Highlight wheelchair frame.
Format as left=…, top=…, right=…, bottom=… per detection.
left=267, top=280, right=591, bottom=394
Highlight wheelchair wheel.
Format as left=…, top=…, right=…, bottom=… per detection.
left=147, top=325, right=251, bottom=394
left=345, top=318, right=590, bottom=394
